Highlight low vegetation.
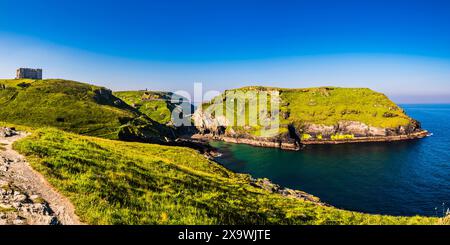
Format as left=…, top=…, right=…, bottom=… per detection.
left=0, top=79, right=172, bottom=142
left=114, top=91, right=174, bottom=125
left=201, top=86, right=414, bottom=137
left=279, top=87, right=411, bottom=128
left=13, top=128, right=439, bottom=225
left=2, top=79, right=445, bottom=225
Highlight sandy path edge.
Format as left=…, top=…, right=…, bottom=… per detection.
left=1, top=131, right=83, bottom=225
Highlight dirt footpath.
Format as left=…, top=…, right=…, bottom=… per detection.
left=0, top=128, right=82, bottom=225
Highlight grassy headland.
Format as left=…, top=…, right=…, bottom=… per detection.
left=199, top=86, right=419, bottom=139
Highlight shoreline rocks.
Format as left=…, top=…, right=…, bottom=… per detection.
left=188, top=133, right=300, bottom=151
left=300, top=130, right=429, bottom=145
left=250, top=178, right=329, bottom=206
left=190, top=109, right=428, bottom=150
left=187, top=129, right=429, bottom=151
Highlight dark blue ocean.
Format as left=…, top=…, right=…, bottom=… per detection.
left=212, top=104, right=450, bottom=217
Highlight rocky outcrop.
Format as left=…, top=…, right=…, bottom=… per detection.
left=191, top=108, right=301, bottom=150
left=300, top=130, right=428, bottom=145
left=298, top=120, right=422, bottom=138
left=192, top=110, right=229, bottom=135
left=190, top=133, right=299, bottom=150
left=0, top=127, right=17, bottom=138
left=250, top=178, right=328, bottom=206
left=191, top=107, right=427, bottom=150
left=0, top=178, right=58, bottom=225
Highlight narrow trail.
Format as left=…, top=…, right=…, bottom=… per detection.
left=0, top=129, right=82, bottom=225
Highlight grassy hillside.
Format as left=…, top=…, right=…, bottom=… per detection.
left=200, top=86, right=416, bottom=137
left=0, top=79, right=171, bottom=141
left=279, top=87, right=411, bottom=128
left=13, top=127, right=439, bottom=225
left=114, top=91, right=174, bottom=125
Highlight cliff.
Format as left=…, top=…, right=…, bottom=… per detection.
left=192, top=86, right=427, bottom=149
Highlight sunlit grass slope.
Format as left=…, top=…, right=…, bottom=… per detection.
left=13, top=128, right=438, bottom=225
left=114, top=91, right=173, bottom=125
left=204, top=86, right=412, bottom=128
left=201, top=86, right=414, bottom=137
left=0, top=79, right=171, bottom=141
left=279, top=87, right=411, bottom=128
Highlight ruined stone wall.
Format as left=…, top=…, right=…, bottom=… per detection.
left=16, top=68, right=42, bottom=80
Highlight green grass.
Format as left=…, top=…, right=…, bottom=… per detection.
left=114, top=91, right=173, bottom=125
left=0, top=79, right=172, bottom=141
left=201, top=86, right=415, bottom=137
left=0, top=207, right=16, bottom=213
left=279, top=87, right=411, bottom=128
left=13, top=127, right=440, bottom=225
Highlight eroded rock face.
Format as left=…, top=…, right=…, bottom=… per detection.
left=192, top=104, right=423, bottom=148
left=93, top=87, right=114, bottom=102
left=192, top=110, right=300, bottom=150
left=192, top=109, right=230, bottom=135
left=93, top=88, right=125, bottom=107
left=0, top=127, right=17, bottom=138
left=300, top=120, right=420, bottom=138
left=303, top=124, right=336, bottom=136
left=368, top=126, right=387, bottom=136
left=302, top=121, right=387, bottom=137
left=337, top=121, right=370, bottom=136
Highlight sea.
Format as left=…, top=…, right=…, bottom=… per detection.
left=211, top=104, right=450, bottom=217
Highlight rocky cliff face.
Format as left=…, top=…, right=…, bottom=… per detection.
left=192, top=110, right=424, bottom=149
left=191, top=110, right=229, bottom=135
left=192, top=109, right=296, bottom=148
left=294, top=119, right=422, bottom=138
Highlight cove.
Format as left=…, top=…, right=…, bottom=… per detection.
left=211, top=104, right=450, bottom=217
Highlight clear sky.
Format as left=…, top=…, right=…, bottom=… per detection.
left=1, top=0, right=450, bottom=103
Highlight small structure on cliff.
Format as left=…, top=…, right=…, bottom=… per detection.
left=16, top=68, right=43, bottom=79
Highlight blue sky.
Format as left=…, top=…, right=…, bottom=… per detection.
left=1, top=0, right=450, bottom=102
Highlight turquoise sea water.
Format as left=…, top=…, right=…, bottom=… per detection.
left=211, top=104, right=450, bottom=217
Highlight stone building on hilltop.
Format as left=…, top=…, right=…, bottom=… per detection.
left=16, top=68, right=43, bottom=79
